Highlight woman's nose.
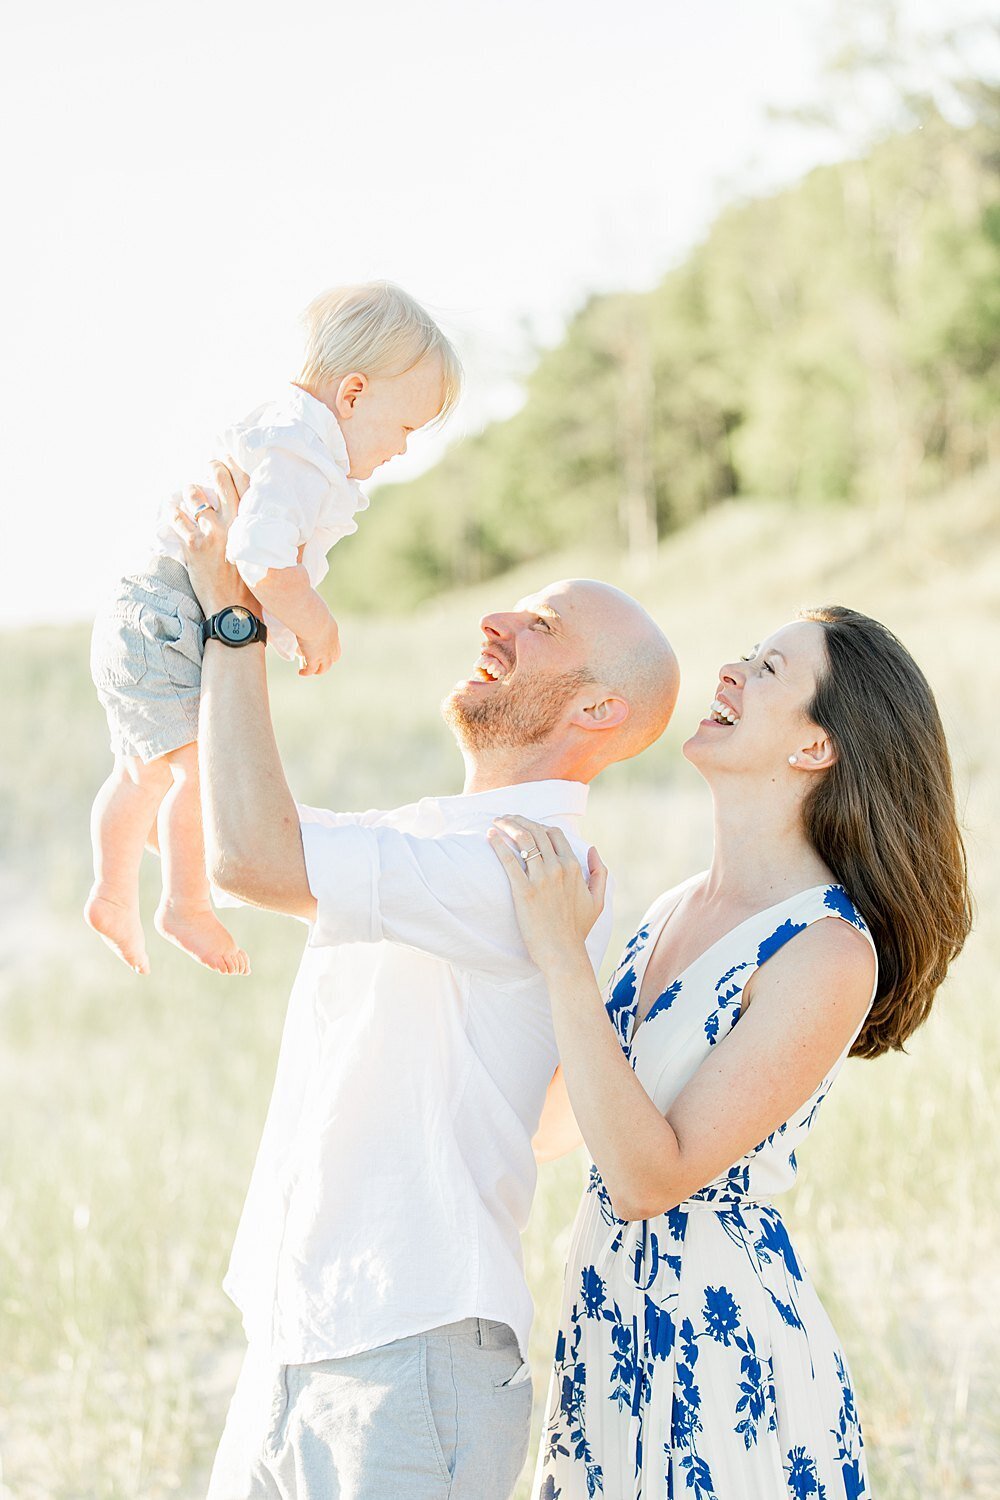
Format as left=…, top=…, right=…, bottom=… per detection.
left=720, top=661, right=744, bottom=687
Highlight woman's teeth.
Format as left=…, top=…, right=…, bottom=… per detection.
left=710, top=698, right=740, bottom=725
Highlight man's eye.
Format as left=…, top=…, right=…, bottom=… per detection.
left=533, top=618, right=551, bottom=630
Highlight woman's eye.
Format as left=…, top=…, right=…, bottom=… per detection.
left=762, top=659, right=775, bottom=674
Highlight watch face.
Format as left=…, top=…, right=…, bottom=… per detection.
left=219, top=607, right=254, bottom=644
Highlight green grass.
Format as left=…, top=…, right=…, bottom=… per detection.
left=1, top=474, right=998, bottom=1497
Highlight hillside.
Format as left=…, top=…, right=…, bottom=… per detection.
left=1, top=468, right=998, bottom=1496
left=324, top=103, right=1000, bottom=611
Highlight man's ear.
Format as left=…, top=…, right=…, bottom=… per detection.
left=572, top=695, right=630, bottom=733
left=335, top=373, right=367, bottom=417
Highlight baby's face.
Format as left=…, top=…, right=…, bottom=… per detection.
left=340, top=355, right=446, bottom=480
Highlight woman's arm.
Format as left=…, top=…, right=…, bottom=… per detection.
left=490, top=816, right=875, bottom=1221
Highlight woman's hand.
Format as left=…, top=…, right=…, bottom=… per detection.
left=487, top=815, right=608, bottom=973
left=170, top=460, right=256, bottom=618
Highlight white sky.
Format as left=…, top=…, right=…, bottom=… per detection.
left=0, top=0, right=990, bottom=625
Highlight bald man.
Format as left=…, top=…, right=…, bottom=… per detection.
left=173, top=465, right=679, bottom=1500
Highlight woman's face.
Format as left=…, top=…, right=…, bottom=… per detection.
left=683, top=620, right=833, bottom=778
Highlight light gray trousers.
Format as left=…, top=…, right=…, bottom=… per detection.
left=206, top=1318, right=533, bottom=1500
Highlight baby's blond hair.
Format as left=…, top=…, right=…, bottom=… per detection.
left=297, top=281, right=462, bottom=423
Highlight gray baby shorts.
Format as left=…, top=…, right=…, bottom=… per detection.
left=91, top=555, right=205, bottom=762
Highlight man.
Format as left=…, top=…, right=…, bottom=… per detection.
left=174, top=462, right=679, bottom=1500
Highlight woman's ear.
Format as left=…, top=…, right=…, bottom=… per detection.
left=789, top=731, right=838, bottom=771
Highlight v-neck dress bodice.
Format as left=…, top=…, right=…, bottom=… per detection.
left=533, top=881, right=877, bottom=1500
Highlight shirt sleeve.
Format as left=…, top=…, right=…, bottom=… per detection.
left=299, top=818, right=608, bottom=980
left=225, top=443, right=335, bottom=588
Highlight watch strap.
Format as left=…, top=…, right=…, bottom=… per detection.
left=200, top=607, right=268, bottom=649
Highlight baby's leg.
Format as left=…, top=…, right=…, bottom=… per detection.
left=86, top=755, right=173, bottom=973
left=153, top=742, right=250, bottom=976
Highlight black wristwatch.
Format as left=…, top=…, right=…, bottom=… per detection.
left=200, top=606, right=268, bottom=649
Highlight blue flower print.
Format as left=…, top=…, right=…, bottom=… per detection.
left=644, top=1294, right=676, bottom=1361
left=785, top=1446, right=828, bottom=1498
left=581, top=1266, right=606, bottom=1318
left=644, top=977, right=682, bottom=1027
left=679, top=1453, right=716, bottom=1497
left=605, top=965, right=638, bottom=1048
left=665, top=1207, right=688, bottom=1241
left=587, top=1164, right=622, bottom=1228
left=841, top=1461, right=867, bottom=1500
left=707, top=959, right=753, bottom=1044
left=822, top=885, right=866, bottom=929
left=703, top=1286, right=740, bottom=1345
left=754, top=1212, right=803, bottom=1281
left=757, top=918, right=807, bottom=966
left=535, top=884, right=874, bottom=1499
left=834, top=1352, right=857, bottom=1427
left=604, top=924, right=648, bottom=1046
left=733, top=1329, right=777, bottom=1450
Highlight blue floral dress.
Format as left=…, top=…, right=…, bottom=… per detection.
left=534, top=880, right=877, bottom=1500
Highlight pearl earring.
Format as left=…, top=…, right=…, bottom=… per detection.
left=788, top=755, right=798, bottom=765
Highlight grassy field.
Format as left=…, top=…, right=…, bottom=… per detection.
left=1, top=474, right=998, bottom=1497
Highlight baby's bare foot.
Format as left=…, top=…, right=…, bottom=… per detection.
left=85, top=887, right=151, bottom=975
left=154, top=900, right=250, bottom=975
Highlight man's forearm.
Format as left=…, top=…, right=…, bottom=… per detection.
left=199, top=637, right=316, bottom=919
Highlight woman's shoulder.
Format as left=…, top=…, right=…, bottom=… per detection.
left=783, top=881, right=872, bottom=939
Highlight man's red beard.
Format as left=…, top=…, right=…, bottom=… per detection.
left=442, top=668, right=592, bottom=751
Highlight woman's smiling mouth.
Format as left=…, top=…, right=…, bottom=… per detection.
left=707, top=696, right=741, bottom=725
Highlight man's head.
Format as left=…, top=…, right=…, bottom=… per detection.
left=442, top=579, right=680, bottom=783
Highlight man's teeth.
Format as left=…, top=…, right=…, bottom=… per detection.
left=710, top=698, right=740, bottom=725
left=476, top=655, right=506, bottom=681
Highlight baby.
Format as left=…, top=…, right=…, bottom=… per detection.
left=86, top=281, right=461, bottom=976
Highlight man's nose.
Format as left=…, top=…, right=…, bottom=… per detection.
left=480, top=612, right=517, bottom=640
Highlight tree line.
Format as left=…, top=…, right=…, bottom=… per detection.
left=328, top=93, right=1000, bottom=610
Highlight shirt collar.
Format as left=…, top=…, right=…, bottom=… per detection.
left=416, top=778, right=589, bottom=830
left=287, top=384, right=353, bottom=477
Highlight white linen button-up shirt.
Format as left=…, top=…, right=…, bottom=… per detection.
left=155, top=385, right=368, bottom=660
left=222, top=778, right=613, bottom=1364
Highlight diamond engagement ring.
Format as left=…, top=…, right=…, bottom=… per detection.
left=521, top=848, right=542, bottom=861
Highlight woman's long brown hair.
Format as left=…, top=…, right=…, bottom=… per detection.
left=800, top=606, right=973, bottom=1059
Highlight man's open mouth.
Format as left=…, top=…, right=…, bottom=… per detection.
left=471, top=651, right=511, bottom=683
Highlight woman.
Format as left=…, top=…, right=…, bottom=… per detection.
left=488, top=607, right=971, bottom=1500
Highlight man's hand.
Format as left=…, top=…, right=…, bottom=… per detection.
left=171, top=461, right=256, bottom=618
left=296, top=614, right=342, bottom=677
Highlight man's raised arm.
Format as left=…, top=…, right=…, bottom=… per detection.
left=172, top=463, right=317, bottom=921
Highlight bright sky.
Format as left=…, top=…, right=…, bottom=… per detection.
left=0, top=0, right=988, bottom=625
